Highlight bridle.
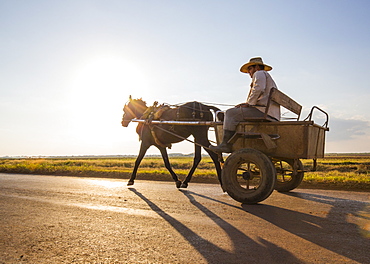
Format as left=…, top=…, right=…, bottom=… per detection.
left=123, top=104, right=138, bottom=120
left=122, top=101, right=147, bottom=122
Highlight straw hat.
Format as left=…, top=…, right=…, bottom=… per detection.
left=240, top=57, right=272, bottom=73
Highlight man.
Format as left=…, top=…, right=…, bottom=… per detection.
left=210, top=57, right=280, bottom=153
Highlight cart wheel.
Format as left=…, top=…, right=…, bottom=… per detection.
left=274, top=158, right=304, bottom=192
left=222, top=148, right=276, bottom=204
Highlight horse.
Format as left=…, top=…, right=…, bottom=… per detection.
left=121, top=97, right=222, bottom=189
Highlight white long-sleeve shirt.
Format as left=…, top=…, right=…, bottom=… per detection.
left=246, top=70, right=280, bottom=120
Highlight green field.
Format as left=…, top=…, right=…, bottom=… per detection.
left=0, top=154, right=369, bottom=191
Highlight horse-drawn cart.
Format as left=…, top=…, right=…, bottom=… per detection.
left=213, top=89, right=329, bottom=204
left=127, top=89, right=329, bottom=204
left=215, top=114, right=328, bottom=204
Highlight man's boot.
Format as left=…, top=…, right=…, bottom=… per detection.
left=210, top=130, right=235, bottom=153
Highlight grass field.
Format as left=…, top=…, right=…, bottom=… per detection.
left=0, top=154, right=369, bottom=191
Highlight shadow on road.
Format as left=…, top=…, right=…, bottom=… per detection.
left=264, top=192, right=370, bottom=263
left=129, top=187, right=303, bottom=264
left=185, top=190, right=370, bottom=263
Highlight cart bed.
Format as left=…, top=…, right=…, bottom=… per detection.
left=215, top=121, right=328, bottom=159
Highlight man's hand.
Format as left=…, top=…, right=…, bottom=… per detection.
left=235, top=103, right=250, bottom=108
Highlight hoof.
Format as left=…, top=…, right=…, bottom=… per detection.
left=127, top=181, right=134, bottom=186
left=180, top=182, right=188, bottom=188
left=175, top=180, right=182, bottom=188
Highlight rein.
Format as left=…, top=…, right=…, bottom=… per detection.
left=165, top=101, right=234, bottom=109
left=124, top=99, right=218, bottom=150
left=151, top=124, right=215, bottom=151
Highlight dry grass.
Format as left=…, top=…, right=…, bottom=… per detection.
left=0, top=155, right=369, bottom=190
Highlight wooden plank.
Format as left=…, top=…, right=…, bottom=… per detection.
left=270, top=88, right=302, bottom=116
left=261, top=133, right=277, bottom=149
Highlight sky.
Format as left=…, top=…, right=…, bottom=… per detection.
left=1, top=0, right=370, bottom=157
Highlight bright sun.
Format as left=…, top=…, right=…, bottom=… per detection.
left=70, top=55, right=144, bottom=102
left=66, top=55, right=147, bottom=145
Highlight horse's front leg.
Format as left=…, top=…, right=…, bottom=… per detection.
left=158, top=147, right=182, bottom=188
left=128, top=142, right=150, bottom=186
left=181, top=144, right=201, bottom=188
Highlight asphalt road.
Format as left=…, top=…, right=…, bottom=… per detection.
left=0, top=173, right=369, bottom=264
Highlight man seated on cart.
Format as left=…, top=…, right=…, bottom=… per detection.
left=210, top=57, right=281, bottom=153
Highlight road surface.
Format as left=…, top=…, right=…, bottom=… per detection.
left=0, top=173, right=369, bottom=263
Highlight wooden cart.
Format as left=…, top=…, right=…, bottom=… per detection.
left=214, top=89, right=329, bottom=204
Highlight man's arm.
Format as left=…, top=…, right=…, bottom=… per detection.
left=235, top=102, right=250, bottom=108
left=246, top=71, right=267, bottom=105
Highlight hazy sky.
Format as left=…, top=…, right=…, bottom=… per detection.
left=1, top=0, right=370, bottom=156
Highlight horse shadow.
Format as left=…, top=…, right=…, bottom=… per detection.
left=129, top=188, right=303, bottom=264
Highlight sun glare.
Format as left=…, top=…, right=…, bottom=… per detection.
left=66, top=55, right=146, bottom=135
left=88, top=179, right=125, bottom=188
left=70, top=56, right=144, bottom=105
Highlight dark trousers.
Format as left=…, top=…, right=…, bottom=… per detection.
left=223, top=106, right=265, bottom=131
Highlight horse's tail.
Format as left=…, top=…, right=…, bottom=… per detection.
left=204, top=104, right=223, bottom=121
left=204, top=104, right=221, bottom=113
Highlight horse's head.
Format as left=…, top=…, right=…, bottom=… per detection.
left=121, top=96, right=147, bottom=127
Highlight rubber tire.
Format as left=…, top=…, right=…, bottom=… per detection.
left=222, top=148, right=276, bottom=204
left=274, top=159, right=304, bottom=192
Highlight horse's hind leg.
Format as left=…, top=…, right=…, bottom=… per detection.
left=204, top=147, right=224, bottom=191
left=128, top=143, right=150, bottom=186
left=158, top=147, right=182, bottom=188
left=181, top=144, right=201, bottom=188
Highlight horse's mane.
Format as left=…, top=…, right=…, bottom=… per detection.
left=130, top=98, right=147, bottom=106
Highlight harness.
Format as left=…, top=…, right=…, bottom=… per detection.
left=176, top=101, right=204, bottom=120
left=139, top=101, right=208, bottom=148
left=137, top=102, right=172, bottom=148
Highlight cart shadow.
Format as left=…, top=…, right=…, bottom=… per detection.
left=243, top=192, right=370, bottom=263
left=128, top=188, right=303, bottom=264
left=185, top=190, right=369, bottom=263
